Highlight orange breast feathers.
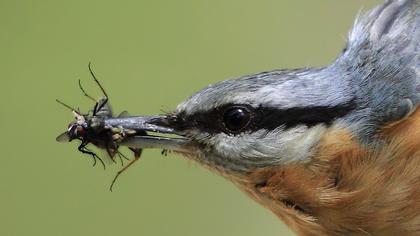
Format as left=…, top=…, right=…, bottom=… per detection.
left=241, top=107, right=420, bottom=235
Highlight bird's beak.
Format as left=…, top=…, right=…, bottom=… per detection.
left=104, top=115, right=192, bottom=153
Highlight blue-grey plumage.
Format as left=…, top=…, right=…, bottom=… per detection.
left=178, top=0, right=420, bottom=138
left=337, top=0, right=420, bottom=134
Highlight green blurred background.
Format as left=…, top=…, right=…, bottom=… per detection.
left=1, top=1, right=381, bottom=235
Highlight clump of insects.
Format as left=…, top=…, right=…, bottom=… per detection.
left=56, top=63, right=146, bottom=191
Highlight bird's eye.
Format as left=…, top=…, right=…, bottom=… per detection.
left=222, top=106, right=251, bottom=133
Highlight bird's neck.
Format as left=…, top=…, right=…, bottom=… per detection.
left=232, top=108, right=420, bottom=236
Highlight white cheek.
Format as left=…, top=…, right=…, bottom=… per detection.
left=212, top=133, right=249, bottom=159
left=208, top=125, right=326, bottom=165
left=279, top=125, right=326, bottom=163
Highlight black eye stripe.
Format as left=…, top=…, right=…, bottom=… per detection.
left=257, top=103, right=355, bottom=130
left=169, top=102, right=356, bottom=134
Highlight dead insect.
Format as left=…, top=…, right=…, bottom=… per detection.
left=56, top=63, right=145, bottom=191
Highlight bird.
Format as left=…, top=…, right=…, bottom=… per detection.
left=104, top=0, right=420, bottom=235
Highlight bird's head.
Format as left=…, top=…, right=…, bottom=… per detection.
left=106, top=0, right=420, bottom=181
left=109, top=67, right=358, bottom=177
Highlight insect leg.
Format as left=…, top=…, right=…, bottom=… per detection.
left=78, top=79, right=97, bottom=102
left=109, top=152, right=142, bottom=192
left=117, top=151, right=130, bottom=166
left=78, top=143, right=106, bottom=169
left=93, top=96, right=108, bottom=116
left=88, top=62, right=109, bottom=114
left=161, top=149, right=169, bottom=156
left=92, top=101, right=99, bottom=116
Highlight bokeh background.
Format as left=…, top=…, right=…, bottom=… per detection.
left=1, top=0, right=381, bottom=235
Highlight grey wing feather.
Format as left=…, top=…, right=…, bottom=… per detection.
left=335, top=0, right=420, bottom=131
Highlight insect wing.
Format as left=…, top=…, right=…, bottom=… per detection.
left=56, top=131, right=70, bottom=142
left=117, top=110, right=130, bottom=118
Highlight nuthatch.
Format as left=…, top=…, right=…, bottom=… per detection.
left=106, top=0, right=420, bottom=235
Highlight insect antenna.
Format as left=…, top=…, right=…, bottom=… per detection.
left=56, top=99, right=81, bottom=115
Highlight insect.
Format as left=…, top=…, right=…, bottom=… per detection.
left=56, top=63, right=145, bottom=191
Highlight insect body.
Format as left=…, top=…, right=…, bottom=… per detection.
left=56, top=63, right=144, bottom=190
